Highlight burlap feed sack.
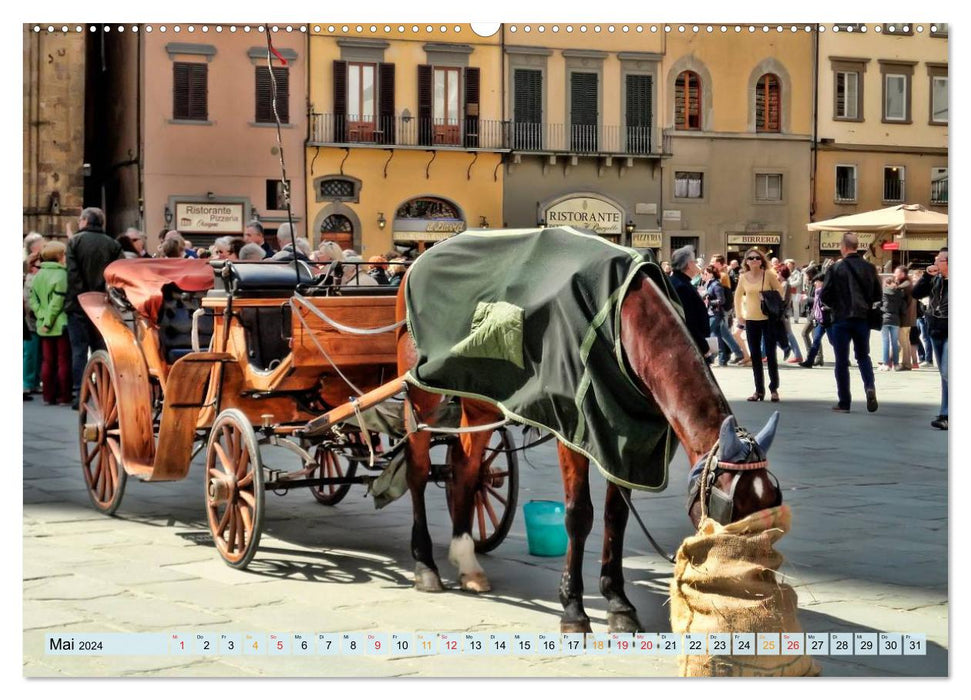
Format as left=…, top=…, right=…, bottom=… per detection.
left=670, top=505, right=820, bottom=677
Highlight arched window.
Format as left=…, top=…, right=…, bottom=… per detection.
left=320, top=214, right=354, bottom=249
left=756, top=74, right=781, bottom=132
left=675, top=71, right=702, bottom=130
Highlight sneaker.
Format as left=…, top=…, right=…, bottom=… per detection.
left=729, top=356, right=744, bottom=366
left=866, top=388, right=878, bottom=413
left=23, top=393, right=33, bottom=402
left=786, top=357, right=802, bottom=364
left=897, top=366, right=912, bottom=372
left=931, top=416, right=948, bottom=430
left=832, top=405, right=850, bottom=413
left=878, top=365, right=890, bottom=372
left=798, top=360, right=813, bottom=368
left=921, top=361, right=934, bottom=368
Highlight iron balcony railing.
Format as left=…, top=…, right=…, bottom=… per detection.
left=931, top=176, right=948, bottom=205
left=309, top=113, right=666, bottom=157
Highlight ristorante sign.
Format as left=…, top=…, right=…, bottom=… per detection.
left=545, top=197, right=623, bottom=235
left=175, top=203, right=245, bottom=234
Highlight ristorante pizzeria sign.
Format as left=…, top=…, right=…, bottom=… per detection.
left=545, top=197, right=623, bottom=235
left=175, top=203, right=245, bottom=234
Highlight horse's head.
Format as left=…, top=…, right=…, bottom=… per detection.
left=688, top=413, right=782, bottom=527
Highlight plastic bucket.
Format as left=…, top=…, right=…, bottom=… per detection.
left=523, top=500, right=568, bottom=556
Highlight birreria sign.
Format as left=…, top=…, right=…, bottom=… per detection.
left=176, top=203, right=245, bottom=234
left=546, top=197, right=623, bottom=235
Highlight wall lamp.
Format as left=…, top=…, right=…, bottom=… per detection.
left=625, top=219, right=636, bottom=235
left=479, top=216, right=489, bottom=229
left=537, top=218, right=546, bottom=228
left=377, top=212, right=387, bottom=230
left=164, top=206, right=173, bottom=225
left=250, top=206, right=260, bottom=221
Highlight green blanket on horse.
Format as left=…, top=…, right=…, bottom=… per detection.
left=404, top=226, right=681, bottom=491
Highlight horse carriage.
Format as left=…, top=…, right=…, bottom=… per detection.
left=76, top=256, right=518, bottom=569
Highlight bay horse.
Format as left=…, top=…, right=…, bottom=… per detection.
left=395, top=268, right=782, bottom=634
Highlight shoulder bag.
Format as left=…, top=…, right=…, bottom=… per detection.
left=759, top=272, right=785, bottom=321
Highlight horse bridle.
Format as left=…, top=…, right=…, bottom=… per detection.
left=687, top=432, right=782, bottom=525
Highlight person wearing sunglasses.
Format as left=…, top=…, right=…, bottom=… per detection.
left=733, top=248, right=785, bottom=402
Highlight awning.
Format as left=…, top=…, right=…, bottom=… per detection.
left=807, top=203, right=948, bottom=234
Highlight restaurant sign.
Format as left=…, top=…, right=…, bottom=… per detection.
left=632, top=231, right=663, bottom=248
left=819, top=231, right=877, bottom=250
left=545, top=197, right=623, bottom=235
left=175, top=202, right=245, bottom=234
left=392, top=217, right=466, bottom=243
left=727, top=234, right=782, bottom=245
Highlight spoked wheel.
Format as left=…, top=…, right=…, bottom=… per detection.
left=309, top=443, right=365, bottom=506
left=446, top=428, right=519, bottom=553
left=78, top=350, right=128, bottom=515
left=204, top=409, right=264, bottom=569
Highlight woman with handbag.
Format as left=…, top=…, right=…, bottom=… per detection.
left=734, top=247, right=785, bottom=402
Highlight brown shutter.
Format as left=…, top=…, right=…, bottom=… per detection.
left=463, top=67, right=480, bottom=148
left=333, top=60, right=347, bottom=142
left=188, top=64, right=208, bottom=121
left=418, top=64, right=432, bottom=146
left=378, top=62, right=395, bottom=145
left=174, top=63, right=189, bottom=119
left=256, top=67, right=289, bottom=124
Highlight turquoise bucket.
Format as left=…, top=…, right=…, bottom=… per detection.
left=523, top=500, right=568, bottom=556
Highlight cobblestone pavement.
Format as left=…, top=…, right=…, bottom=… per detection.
left=22, top=332, right=948, bottom=680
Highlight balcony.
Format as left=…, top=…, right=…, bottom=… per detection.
left=309, top=113, right=668, bottom=158
left=931, top=177, right=948, bottom=205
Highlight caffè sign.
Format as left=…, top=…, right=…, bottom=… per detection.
left=546, top=197, right=623, bottom=235
left=175, top=203, right=245, bottom=234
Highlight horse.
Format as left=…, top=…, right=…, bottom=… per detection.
left=394, top=259, right=782, bottom=634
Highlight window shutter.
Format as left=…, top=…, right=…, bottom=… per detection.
left=570, top=72, right=598, bottom=151
left=757, top=74, right=780, bottom=132
left=174, top=62, right=208, bottom=120
left=378, top=62, right=395, bottom=144
left=417, top=64, right=433, bottom=146
left=463, top=67, right=480, bottom=148
left=174, top=63, right=189, bottom=119
left=256, top=67, right=289, bottom=124
left=513, top=69, right=542, bottom=149
left=626, top=74, right=652, bottom=154
left=333, top=60, right=347, bottom=142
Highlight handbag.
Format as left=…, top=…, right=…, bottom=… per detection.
left=844, top=262, right=883, bottom=331
left=759, top=272, right=785, bottom=321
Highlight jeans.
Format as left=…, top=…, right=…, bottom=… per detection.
left=783, top=319, right=803, bottom=361
left=23, top=331, right=41, bottom=391
left=710, top=315, right=742, bottom=364
left=826, top=318, right=876, bottom=409
left=803, top=323, right=827, bottom=365
left=67, top=311, right=105, bottom=394
left=931, top=335, right=948, bottom=417
left=881, top=324, right=900, bottom=366
left=745, top=319, right=779, bottom=394
left=917, top=317, right=934, bottom=365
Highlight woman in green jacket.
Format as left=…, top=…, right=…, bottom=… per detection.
left=29, top=241, right=72, bottom=405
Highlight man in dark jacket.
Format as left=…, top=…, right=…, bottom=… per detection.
left=913, top=247, right=948, bottom=430
left=820, top=232, right=882, bottom=413
left=65, top=207, right=124, bottom=407
left=669, top=245, right=711, bottom=358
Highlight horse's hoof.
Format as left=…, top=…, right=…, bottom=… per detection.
left=414, top=564, right=445, bottom=593
left=459, top=571, right=491, bottom=593
left=560, top=620, right=593, bottom=635
left=607, top=611, right=644, bottom=633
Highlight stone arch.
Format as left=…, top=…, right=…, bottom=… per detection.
left=666, top=56, right=713, bottom=131
left=311, top=202, right=363, bottom=251
left=747, top=58, right=792, bottom=133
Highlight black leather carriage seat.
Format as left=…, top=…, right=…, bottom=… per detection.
left=158, top=288, right=214, bottom=364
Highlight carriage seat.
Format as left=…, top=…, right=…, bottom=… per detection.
left=159, top=289, right=214, bottom=364
left=216, top=261, right=316, bottom=298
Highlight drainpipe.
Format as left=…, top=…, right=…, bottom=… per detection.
left=810, top=23, right=819, bottom=225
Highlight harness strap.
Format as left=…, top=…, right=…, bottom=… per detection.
left=350, top=398, right=376, bottom=467
left=717, top=459, right=768, bottom=471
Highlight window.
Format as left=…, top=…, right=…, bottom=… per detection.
left=931, top=23, right=948, bottom=37
left=266, top=180, right=289, bottom=210
left=332, top=61, right=395, bottom=145
left=883, top=166, right=905, bottom=202
left=884, top=74, right=907, bottom=121
left=880, top=60, right=915, bottom=123
left=513, top=69, right=543, bottom=150
left=626, top=74, right=653, bottom=154
left=347, top=63, right=376, bottom=140
left=930, top=168, right=947, bottom=205
left=417, top=65, right=478, bottom=148
left=314, top=175, right=361, bottom=204
left=835, top=71, right=860, bottom=119
left=674, top=172, right=703, bottom=199
left=173, top=62, right=208, bottom=121
left=755, top=74, right=781, bottom=132
left=255, top=66, right=289, bottom=124
left=433, top=67, right=461, bottom=145
left=319, top=214, right=354, bottom=250
left=570, top=72, right=599, bottom=152
left=675, top=71, right=701, bottom=130
left=835, top=165, right=857, bottom=202
left=755, top=174, right=783, bottom=202
left=834, top=24, right=865, bottom=32
left=931, top=75, right=948, bottom=124
left=882, top=23, right=913, bottom=35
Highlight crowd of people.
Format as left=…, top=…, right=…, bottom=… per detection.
left=22, top=210, right=411, bottom=410
left=660, top=234, right=948, bottom=430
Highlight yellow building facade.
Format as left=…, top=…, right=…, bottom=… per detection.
left=814, top=24, right=948, bottom=266
left=306, top=24, right=503, bottom=257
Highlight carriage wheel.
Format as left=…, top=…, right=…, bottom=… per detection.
left=309, top=443, right=363, bottom=506
left=204, top=409, right=265, bottom=569
left=446, top=428, right=519, bottom=553
left=78, top=350, right=128, bottom=515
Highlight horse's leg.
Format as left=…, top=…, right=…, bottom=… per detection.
left=446, top=399, right=497, bottom=593
left=405, top=388, right=446, bottom=592
left=557, top=443, right=594, bottom=634
left=600, top=482, right=643, bottom=632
